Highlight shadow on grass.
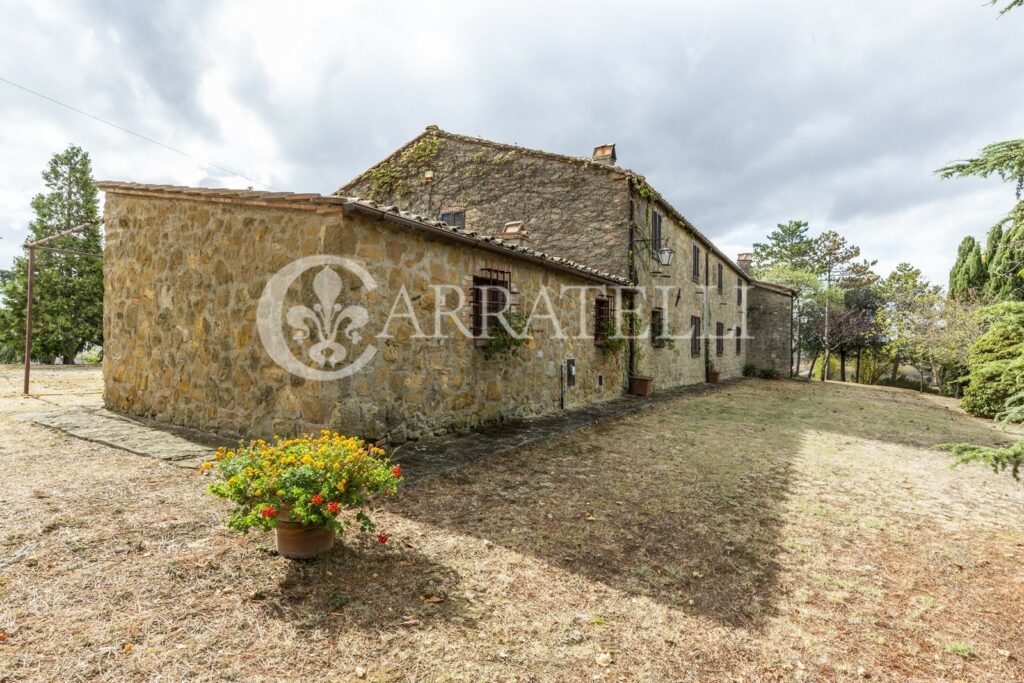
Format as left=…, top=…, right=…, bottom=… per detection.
left=386, top=379, right=1014, bottom=630
left=260, top=540, right=469, bottom=632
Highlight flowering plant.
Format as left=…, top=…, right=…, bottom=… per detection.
left=204, top=431, right=401, bottom=535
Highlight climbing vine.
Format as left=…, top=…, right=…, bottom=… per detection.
left=366, top=133, right=442, bottom=202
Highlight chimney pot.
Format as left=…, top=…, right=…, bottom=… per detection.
left=737, top=253, right=753, bottom=274
left=592, top=143, right=616, bottom=165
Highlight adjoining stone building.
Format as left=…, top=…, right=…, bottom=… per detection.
left=340, top=126, right=794, bottom=388
left=98, top=127, right=793, bottom=441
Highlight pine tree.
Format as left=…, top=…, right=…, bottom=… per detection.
left=0, top=146, right=103, bottom=363
left=949, top=236, right=987, bottom=300
left=751, top=220, right=816, bottom=273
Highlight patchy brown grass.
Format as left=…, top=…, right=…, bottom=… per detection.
left=1, top=370, right=1022, bottom=681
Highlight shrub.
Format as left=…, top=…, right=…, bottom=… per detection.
left=595, top=319, right=628, bottom=357
left=757, top=367, right=781, bottom=380
left=204, top=432, right=401, bottom=534
left=960, top=302, right=1024, bottom=418
left=742, top=363, right=757, bottom=377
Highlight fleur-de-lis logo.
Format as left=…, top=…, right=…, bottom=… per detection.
left=287, top=267, right=369, bottom=367
left=257, top=256, right=377, bottom=381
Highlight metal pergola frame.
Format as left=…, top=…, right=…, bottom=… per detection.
left=22, top=220, right=102, bottom=395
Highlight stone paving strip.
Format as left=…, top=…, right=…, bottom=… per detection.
left=21, top=380, right=737, bottom=478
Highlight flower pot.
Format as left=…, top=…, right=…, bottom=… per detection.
left=275, top=506, right=335, bottom=559
left=707, top=370, right=720, bottom=384
left=629, top=375, right=653, bottom=396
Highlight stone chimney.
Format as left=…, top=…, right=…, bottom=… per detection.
left=592, top=144, right=616, bottom=166
left=737, top=253, right=753, bottom=274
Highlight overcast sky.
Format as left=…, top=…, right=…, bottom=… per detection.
left=2, top=0, right=1021, bottom=285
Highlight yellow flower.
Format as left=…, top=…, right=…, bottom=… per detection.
left=336, top=480, right=347, bottom=493
left=228, top=476, right=238, bottom=486
left=315, top=460, right=326, bottom=469
left=301, top=454, right=313, bottom=465
left=276, top=489, right=285, bottom=496
left=199, top=461, right=213, bottom=471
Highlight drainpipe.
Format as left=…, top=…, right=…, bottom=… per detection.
left=627, top=194, right=637, bottom=381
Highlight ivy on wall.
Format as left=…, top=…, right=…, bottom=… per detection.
left=366, top=133, right=442, bottom=202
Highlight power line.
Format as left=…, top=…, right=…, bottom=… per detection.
left=0, top=76, right=277, bottom=190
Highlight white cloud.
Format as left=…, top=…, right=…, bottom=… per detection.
left=1, top=0, right=1021, bottom=286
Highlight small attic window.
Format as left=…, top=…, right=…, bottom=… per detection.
left=440, top=210, right=465, bottom=228
left=502, top=221, right=525, bottom=235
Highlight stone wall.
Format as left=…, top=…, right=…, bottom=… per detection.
left=340, top=130, right=633, bottom=280
left=746, top=285, right=793, bottom=375
left=103, top=191, right=627, bottom=441
left=630, top=197, right=748, bottom=388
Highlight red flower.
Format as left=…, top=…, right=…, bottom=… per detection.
left=310, top=494, right=323, bottom=505
left=391, top=465, right=402, bottom=478
left=326, top=501, right=340, bottom=514
left=377, top=533, right=389, bottom=544
left=260, top=506, right=277, bottom=518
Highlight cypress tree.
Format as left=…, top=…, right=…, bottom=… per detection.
left=949, top=236, right=987, bottom=300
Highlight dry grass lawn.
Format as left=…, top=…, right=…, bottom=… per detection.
left=1, top=368, right=1023, bottom=681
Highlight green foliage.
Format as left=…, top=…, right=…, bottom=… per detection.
left=0, top=145, right=103, bottom=363
left=948, top=236, right=987, bottom=300
left=757, top=367, right=781, bottom=380
left=937, top=139, right=1024, bottom=199
left=937, top=441, right=1023, bottom=481
left=960, top=302, right=1024, bottom=417
left=205, top=432, right=401, bottom=533
left=595, top=319, right=628, bottom=357
left=752, top=220, right=817, bottom=274
left=629, top=174, right=658, bottom=203
left=742, top=363, right=757, bottom=377
left=984, top=203, right=1024, bottom=301
left=483, top=310, right=534, bottom=361
left=990, top=0, right=1023, bottom=17
left=366, top=133, right=441, bottom=202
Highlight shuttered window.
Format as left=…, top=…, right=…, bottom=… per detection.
left=692, top=245, right=700, bottom=282
left=651, top=211, right=663, bottom=258
left=736, top=326, right=742, bottom=354
left=716, top=322, right=725, bottom=356
left=652, top=308, right=666, bottom=348
left=690, top=316, right=701, bottom=357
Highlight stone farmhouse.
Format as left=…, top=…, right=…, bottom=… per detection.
left=98, top=127, right=792, bottom=441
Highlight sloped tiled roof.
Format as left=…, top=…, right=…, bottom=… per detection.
left=95, top=181, right=631, bottom=286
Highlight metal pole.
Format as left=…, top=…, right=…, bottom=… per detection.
left=23, top=247, right=34, bottom=395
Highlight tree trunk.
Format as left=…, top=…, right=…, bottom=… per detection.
left=890, top=358, right=899, bottom=383
left=855, top=348, right=862, bottom=384
left=840, top=349, right=847, bottom=382
left=807, top=350, right=820, bottom=380
left=822, top=349, right=830, bottom=382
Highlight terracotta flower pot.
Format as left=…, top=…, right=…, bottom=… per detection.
left=707, top=370, right=720, bottom=384
left=275, top=505, right=335, bottom=559
left=629, top=375, right=653, bottom=396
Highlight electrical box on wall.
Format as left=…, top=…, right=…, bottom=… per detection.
left=566, top=359, right=576, bottom=388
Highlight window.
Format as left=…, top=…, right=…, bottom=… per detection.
left=651, top=307, right=665, bottom=348
left=737, top=277, right=743, bottom=305
left=717, top=263, right=724, bottom=293
left=690, top=315, right=702, bottom=357
left=651, top=211, right=663, bottom=257
left=594, top=295, right=614, bottom=342
left=736, top=326, right=742, bottom=355
left=716, top=322, right=725, bottom=356
left=471, top=269, right=511, bottom=338
left=692, top=245, right=701, bottom=282
left=440, top=210, right=465, bottom=228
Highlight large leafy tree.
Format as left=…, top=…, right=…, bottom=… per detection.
left=948, top=236, right=987, bottom=300
left=811, top=230, right=869, bottom=380
left=878, top=263, right=943, bottom=387
left=984, top=205, right=1024, bottom=301
left=0, top=145, right=103, bottom=363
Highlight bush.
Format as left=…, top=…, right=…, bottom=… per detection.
left=757, top=367, right=781, bottom=380
left=742, top=363, right=757, bottom=377
left=961, top=303, right=1024, bottom=418
left=205, top=432, right=401, bottom=534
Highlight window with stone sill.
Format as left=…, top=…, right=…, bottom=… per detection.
left=692, top=244, right=701, bottom=282
left=736, top=326, right=742, bottom=354
left=717, top=263, right=724, bottom=294
left=716, top=322, right=725, bottom=356
left=594, top=295, right=614, bottom=342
